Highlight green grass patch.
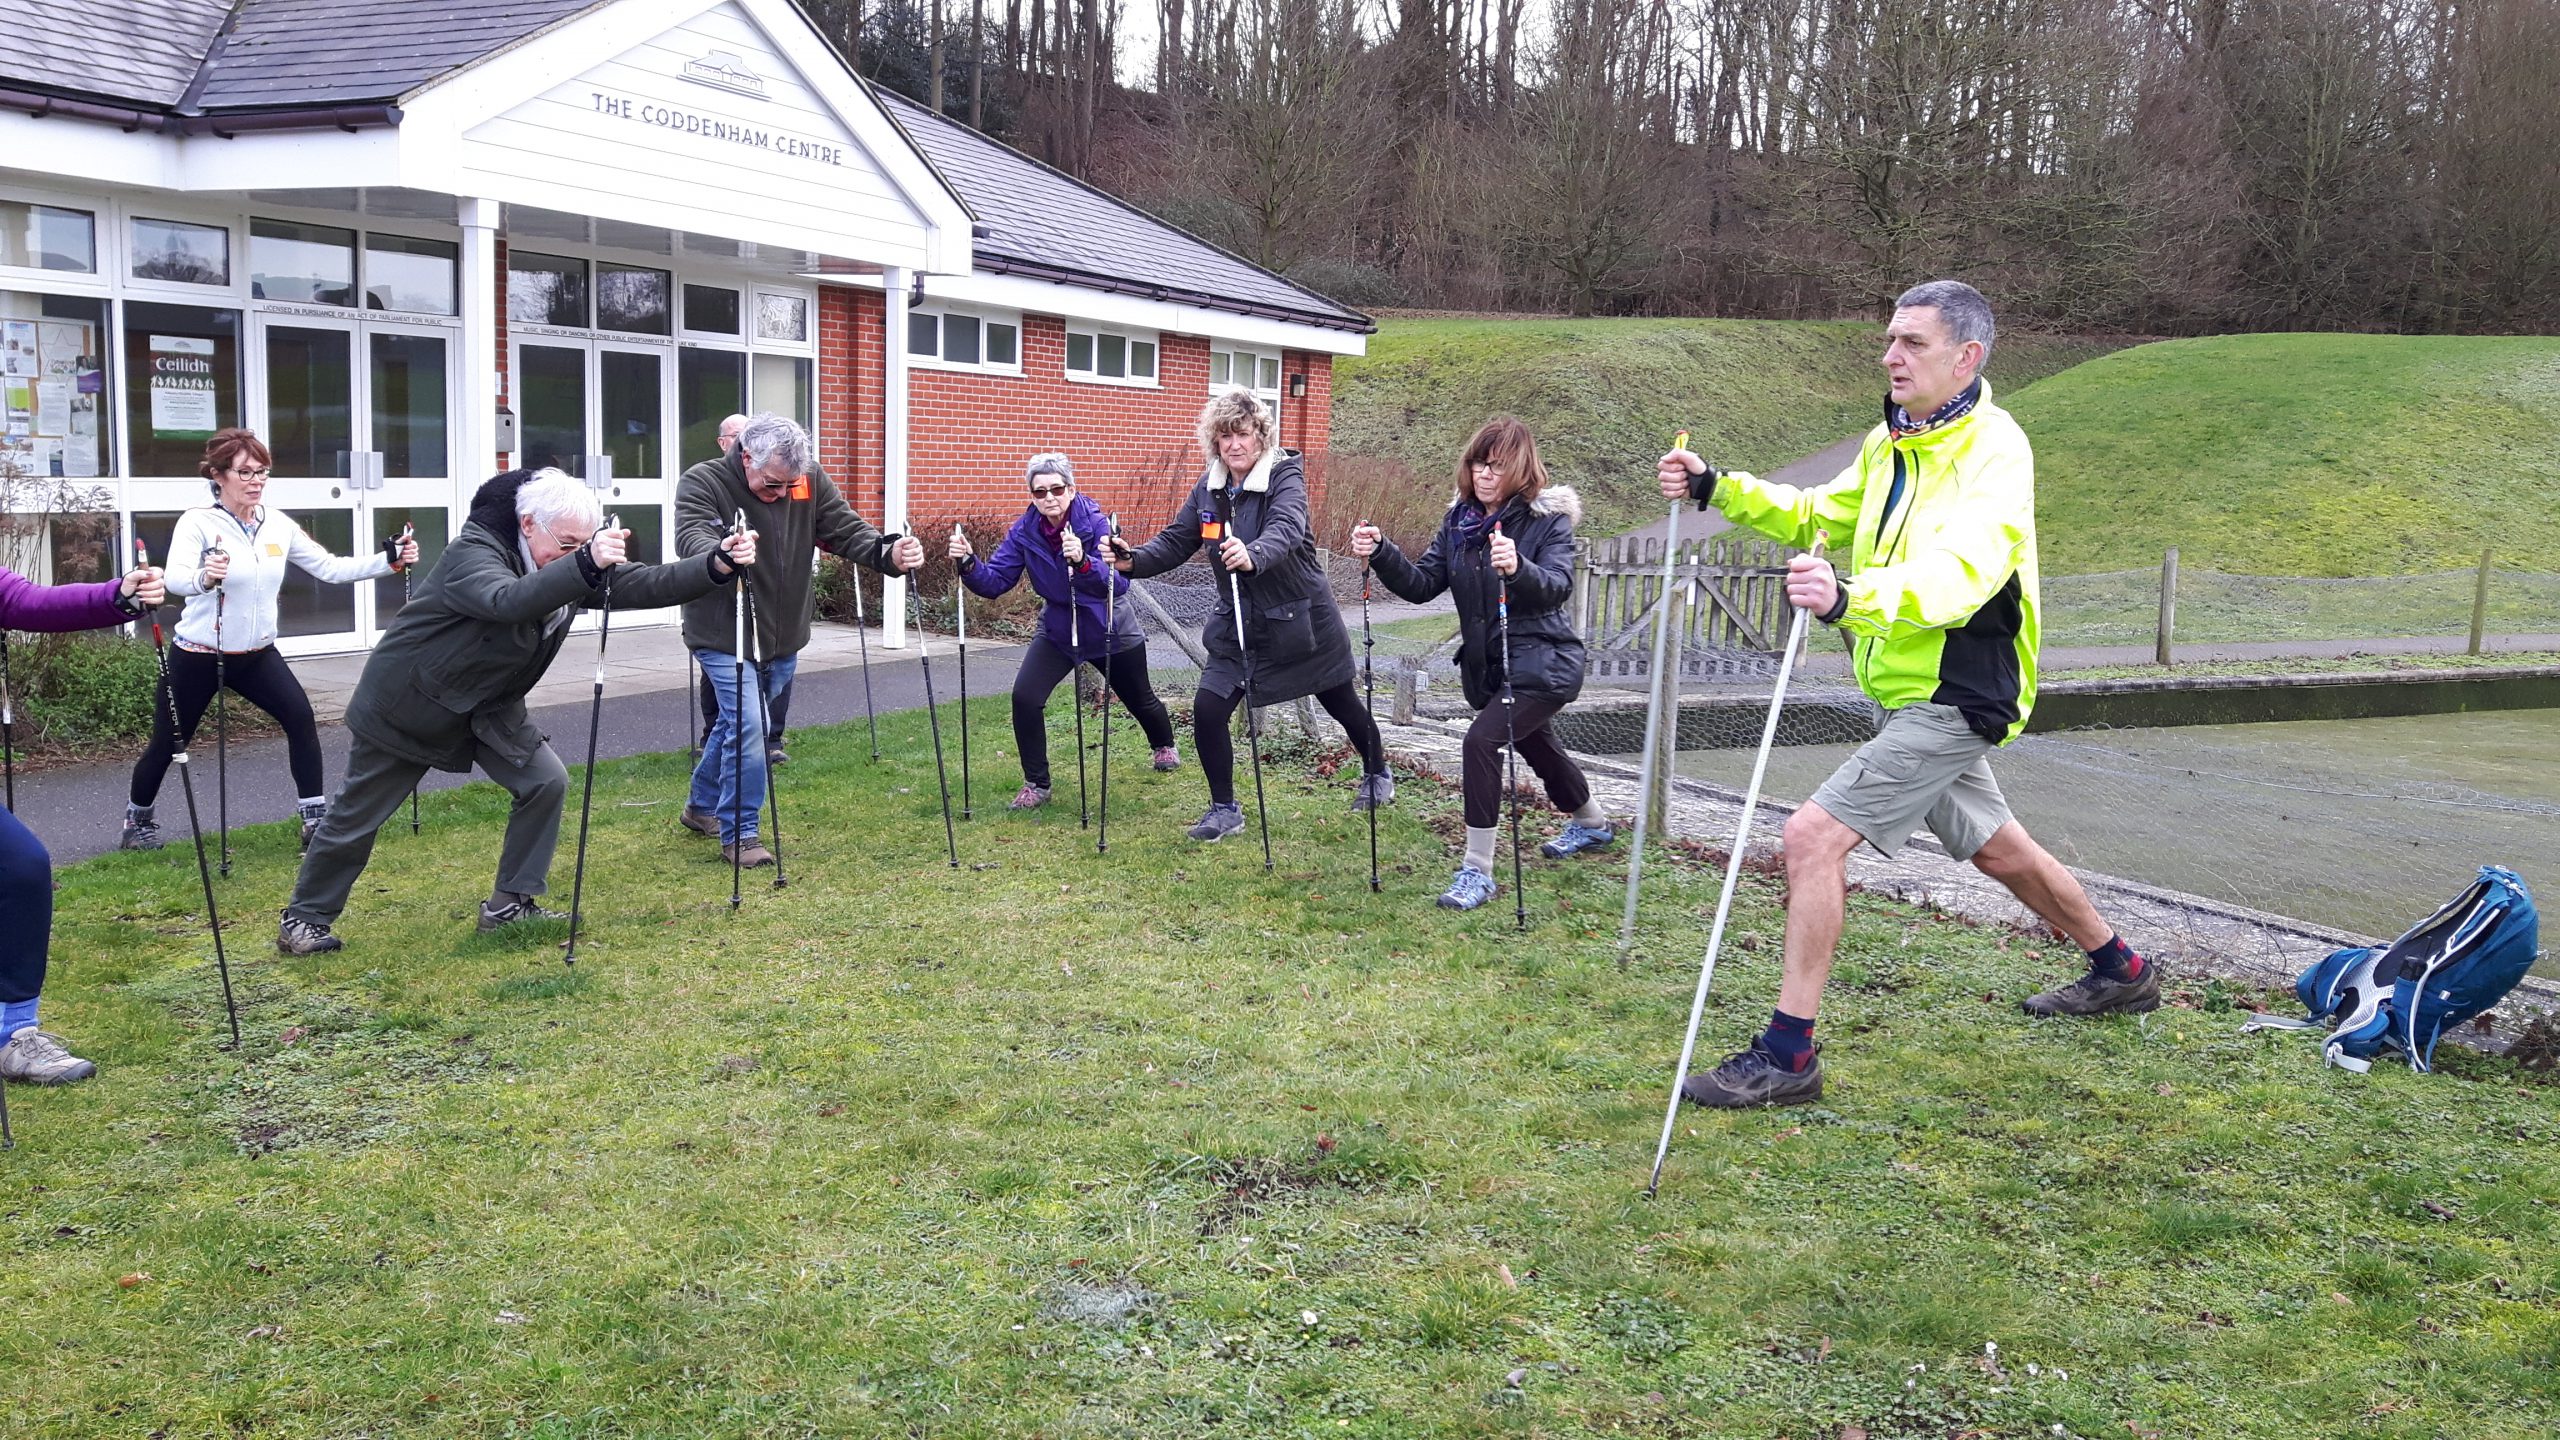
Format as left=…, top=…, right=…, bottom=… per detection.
left=9, top=703, right=2558, bottom=1435
left=1334, top=316, right=2121, bottom=540
left=2014, top=333, right=2560, bottom=577
left=2050, top=650, right=2560, bottom=683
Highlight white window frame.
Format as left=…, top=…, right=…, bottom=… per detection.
left=750, top=287, right=817, bottom=352
left=0, top=186, right=108, bottom=286
left=1065, top=323, right=1159, bottom=389
left=906, top=303, right=1022, bottom=376
left=678, top=280, right=746, bottom=340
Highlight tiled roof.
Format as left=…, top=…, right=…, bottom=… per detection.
left=879, top=91, right=1371, bottom=334
left=193, top=0, right=605, bottom=108
left=0, top=0, right=231, bottom=108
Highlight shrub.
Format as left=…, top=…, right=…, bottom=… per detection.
left=6, top=630, right=162, bottom=744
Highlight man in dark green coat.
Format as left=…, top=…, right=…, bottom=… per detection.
left=673, top=413, right=922, bottom=863
left=277, top=468, right=758, bottom=955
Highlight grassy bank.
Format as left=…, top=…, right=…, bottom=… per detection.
left=1332, top=317, right=2121, bottom=541
left=7, top=704, right=2557, bottom=1436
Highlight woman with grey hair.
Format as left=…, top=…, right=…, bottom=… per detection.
left=1110, top=388, right=1390, bottom=842
left=950, top=452, right=1179, bottom=809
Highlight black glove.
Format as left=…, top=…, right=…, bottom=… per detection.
left=1686, top=466, right=1720, bottom=510
left=380, top=535, right=405, bottom=569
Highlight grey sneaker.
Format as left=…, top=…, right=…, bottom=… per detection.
left=478, top=895, right=571, bottom=932
left=1680, top=1039, right=1824, bottom=1108
left=1009, top=782, right=1052, bottom=811
left=2022, top=956, right=2162, bottom=1017
left=119, top=805, right=164, bottom=852
left=1151, top=746, right=1181, bottom=772
left=1436, top=866, right=1498, bottom=911
left=0, top=1028, right=97, bottom=1085
left=1186, top=802, right=1246, bottom=842
left=277, top=913, right=343, bottom=955
left=1540, top=819, right=1617, bottom=858
left=297, top=799, right=327, bottom=851
left=1351, top=771, right=1396, bottom=812
left=766, top=745, right=789, bottom=766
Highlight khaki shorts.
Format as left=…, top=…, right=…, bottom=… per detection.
left=1807, top=702, right=2013, bottom=861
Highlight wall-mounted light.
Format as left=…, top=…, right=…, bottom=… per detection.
left=1287, top=372, right=1307, bottom=398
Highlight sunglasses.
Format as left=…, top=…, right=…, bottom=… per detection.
left=1029, top=483, right=1071, bottom=498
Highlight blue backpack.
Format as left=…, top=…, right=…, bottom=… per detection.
left=2245, top=866, right=2540, bottom=1073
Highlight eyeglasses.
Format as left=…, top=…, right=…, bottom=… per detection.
left=1029, top=483, right=1070, bottom=498
left=226, top=467, right=272, bottom=480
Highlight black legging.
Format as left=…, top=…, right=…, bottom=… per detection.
left=1460, top=691, right=1589, bottom=827
left=1194, top=679, right=1384, bottom=806
left=128, top=645, right=325, bottom=806
left=1013, top=636, right=1176, bottom=787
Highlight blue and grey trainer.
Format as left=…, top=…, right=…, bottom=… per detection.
left=1186, top=802, right=1247, bottom=842
left=1436, top=866, right=1499, bottom=911
left=1540, top=819, right=1616, bottom=858
left=1351, top=770, right=1396, bottom=812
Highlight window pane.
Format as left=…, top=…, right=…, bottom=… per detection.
left=365, top=233, right=458, bottom=314
left=987, top=322, right=1017, bottom=367
left=615, top=503, right=665, bottom=565
left=678, top=347, right=746, bottom=466
left=1, top=202, right=96, bottom=272
left=906, top=311, right=938, bottom=356
left=131, top=217, right=230, bottom=286
left=263, top=324, right=355, bottom=479
left=1131, top=340, right=1156, bottom=379
left=944, top=314, right=980, bottom=365
left=597, top=263, right=672, bottom=335
left=507, top=251, right=587, bottom=327
left=515, top=343, right=586, bottom=475
left=123, top=301, right=242, bottom=475
left=0, top=290, right=111, bottom=478
left=1209, top=351, right=1230, bottom=385
left=1259, top=357, right=1281, bottom=390
left=276, top=506, right=357, bottom=636
left=251, top=219, right=356, bottom=305
left=371, top=332, right=448, bottom=479
left=600, top=349, right=662, bottom=480
left=1099, top=334, right=1126, bottom=379
left=751, top=352, right=811, bottom=429
left=754, top=292, right=807, bottom=342
left=369, top=504, right=448, bottom=624
left=1066, top=332, right=1093, bottom=372
left=683, top=283, right=741, bottom=335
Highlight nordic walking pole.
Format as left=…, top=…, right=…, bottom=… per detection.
left=852, top=567, right=880, bottom=762
left=1645, top=531, right=1828, bottom=1198
left=730, top=509, right=749, bottom=911
left=1097, top=513, right=1118, bottom=856
left=1358, top=521, right=1380, bottom=893
left=1617, top=430, right=1693, bottom=960
left=0, top=630, right=14, bottom=812
left=137, top=534, right=239, bottom=1050
left=952, top=524, right=973, bottom=820
left=1069, top=527, right=1090, bottom=829
left=1495, top=521, right=1525, bottom=931
left=1213, top=491, right=1273, bottom=871
left=562, top=515, right=617, bottom=967
left=908, top=565, right=960, bottom=867
left=398, top=523, right=419, bottom=835
left=745, top=581, right=786, bottom=889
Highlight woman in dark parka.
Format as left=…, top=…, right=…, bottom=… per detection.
left=1352, top=416, right=1613, bottom=909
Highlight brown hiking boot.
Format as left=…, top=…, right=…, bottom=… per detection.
left=2022, top=956, right=2162, bottom=1017
left=722, top=840, right=775, bottom=868
left=679, top=806, right=720, bottom=838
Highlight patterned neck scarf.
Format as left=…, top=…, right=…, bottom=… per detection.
left=1886, top=377, right=1983, bottom=439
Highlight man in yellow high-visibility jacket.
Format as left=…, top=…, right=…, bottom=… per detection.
left=1656, top=280, right=2156, bottom=1108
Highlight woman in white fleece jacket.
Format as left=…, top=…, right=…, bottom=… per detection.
left=119, top=428, right=418, bottom=852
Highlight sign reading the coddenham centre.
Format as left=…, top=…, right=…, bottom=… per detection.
left=587, top=90, right=844, bottom=166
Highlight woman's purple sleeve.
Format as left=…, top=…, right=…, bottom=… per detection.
left=0, top=567, right=131, bottom=634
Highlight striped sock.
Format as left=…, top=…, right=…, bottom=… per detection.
left=2088, top=935, right=2142, bottom=980
left=1761, top=1008, right=1816, bottom=1072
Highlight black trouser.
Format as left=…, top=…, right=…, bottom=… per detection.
left=1194, top=679, right=1384, bottom=806
left=702, top=661, right=793, bottom=745
left=1013, top=636, right=1176, bottom=787
left=1461, top=691, right=1588, bottom=828
left=129, top=645, right=325, bottom=806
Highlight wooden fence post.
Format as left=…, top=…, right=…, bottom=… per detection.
left=1643, top=579, right=1690, bottom=839
left=2469, top=548, right=2492, bottom=656
left=2155, top=546, right=2179, bottom=667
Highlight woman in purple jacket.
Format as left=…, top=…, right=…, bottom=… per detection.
left=947, top=453, right=1179, bottom=810
left=1, top=557, right=167, bottom=1085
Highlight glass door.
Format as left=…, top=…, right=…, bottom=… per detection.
left=508, top=335, right=678, bottom=628
left=362, top=322, right=456, bottom=631
left=255, top=316, right=365, bottom=651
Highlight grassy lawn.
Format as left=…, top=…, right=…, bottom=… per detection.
left=2013, top=333, right=2560, bottom=578
left=9, top=703, right=2558, bottom=1437
left=2040, top=565, right=2560, bottom=649
left=1334, top=317, right=2120, bottom=540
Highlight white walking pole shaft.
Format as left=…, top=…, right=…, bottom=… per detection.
left=1617, top=500, right=1685, bottom=952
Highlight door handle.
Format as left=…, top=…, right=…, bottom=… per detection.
left=585, top=453, right=614, bottom=489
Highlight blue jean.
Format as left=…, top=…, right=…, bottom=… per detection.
left=689, top=649, right=798, bottom=846
left=0, top=802, right=53, bottom=1004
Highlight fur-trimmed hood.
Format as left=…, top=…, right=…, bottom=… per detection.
left=1528, top=484, right=1582, bottom=528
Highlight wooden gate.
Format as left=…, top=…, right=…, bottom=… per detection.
left=1572, top=532, right=1796, bottom=680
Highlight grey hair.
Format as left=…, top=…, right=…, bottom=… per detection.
left=516, top=468, right=601, bottom=532
left=1195, top=386, right=1275, bottom=468
left=1895, top=279, right=1996, bottom=366
left=738, top=412, right=810, bottom=475
left=1024, top=452, right=1075, bottom=487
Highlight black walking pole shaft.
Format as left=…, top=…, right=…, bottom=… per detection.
left=140, top=538, right=238, bottom=1048
left=731, top=517, right=747, bottom=910
left=955, top=529, right=973, bottom=822
left=563, top=567, right=612, bottom=967
left=1071, top=554, right=1089, bottom=829
left=1497, top=523, right=1525, bottom=931
left=911, top=577, right=959, bottom=867
left=215, top=591, right=229, bottom=877
left=1214, top=491, right=1272, bottom=871
left=1098, top=515, right=1118, bottom=856
left=854, top=577, right=880, bottom=762
left=745, top=584, right=785, bottom=889
left=1360, top=535, right=1380, bottom=893
left=2, top=631, right=15, bottom=813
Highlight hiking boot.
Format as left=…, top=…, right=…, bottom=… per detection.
left=679, top=806, right=721, bottom=838
left=119, top=805, right=163, bottom=852
left=478, top=895, right=571, bottom=932
left=1009, top=782, right=1052, bottom=811
left=1680, top=1038, right=1824, bottom=1108
left=1186, top=802, right=1246, bottom=841
left=0, top=1028, right=97, bottom=1085
left=277, top=914, right=343, bottom=956
left=1351, top=771, right=1396, bottom=812
left=766, top=745, right=789, bottom=766
left=1151, top=746, right=1181, bottom=773
left=1436, top=866, right=1498, bottom=911
left=297, top=799, right=327, bottom=852
left=721, top=841, right=776, bottom=869
left=1540, top=819, right=1617, bottom=858
left=2022, top=956, right=2162, bottom=1017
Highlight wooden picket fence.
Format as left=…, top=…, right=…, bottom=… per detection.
left=1572, top=531, right=1797, bottom=679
